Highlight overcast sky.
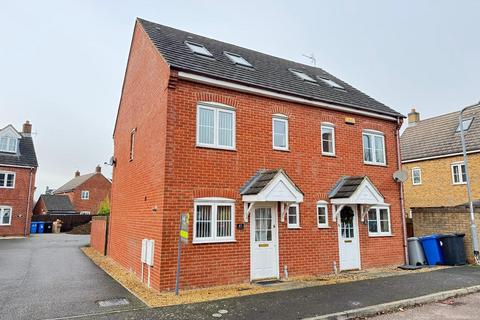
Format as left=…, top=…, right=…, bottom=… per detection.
left=1, top=0, right=479, bottom=199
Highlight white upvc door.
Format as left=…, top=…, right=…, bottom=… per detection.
left=338, top=205, right=361, bottom=270
left=250, top=205, right=279, bottom=280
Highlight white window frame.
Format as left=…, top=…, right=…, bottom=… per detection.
left=272, top=114, right=289, bottom=151
left=316, top=201, right=329, bottom=228
left=193, top=198, right=235, bottom=244
left=411, top=167, right=422, bottom=185
left=0, top=206, right=12, bottom=226
left=196, top=103, right=236, bottom=150
left=79, top=211, right=91, bottom=215
left=321, top=123, right=335, bottom=156
left=185, top=41, right=213, bottom=57
left=362, top=130, right=386, bottom=166
left=129, top=128, right=136, bottom=161
left=224, top=51, right=252, bottom=67
left=81, top=190, right=89, bottom=200
left=0, top=136, right=18, bottom=153
left=451, top=162, right=467, bottom=185
left=0, top=171, right=15, bottom=189
left=367, top=206, right=392, bottom=236
left=287, top=203, right=300, bottom=229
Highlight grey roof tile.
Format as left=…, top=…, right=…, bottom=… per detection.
left=241, top=169, right=303, bottom=196
left=401, top=106, right=480, bottom=161
left=54, top=173, right=96, bottom=194
left=0, top=130, right=38, bottom=168
left=40, top=195, right=76, bottom=213
left=329, top=176, right=365, bottom=199
left=138, top=18, right=403, bottom=118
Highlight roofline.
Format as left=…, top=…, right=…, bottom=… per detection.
left=177, top=71, right=403, bottom=121
left=0, top=163, right=37, bottom=169
left=401, top=149, right=480, bottom=163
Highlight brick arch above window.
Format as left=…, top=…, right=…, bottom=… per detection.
left=271, top=105, right=292, bottom=118
left=195, top=92, right=239, bottom=108
left=193, top=188, right=238, bottom=200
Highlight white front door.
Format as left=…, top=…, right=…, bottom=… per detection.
left=338, top=205, right=361, bottom=270
left=250, top=205, right=279, bottom=280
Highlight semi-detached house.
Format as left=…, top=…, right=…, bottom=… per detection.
left=109, top=18, right=407, bottom=291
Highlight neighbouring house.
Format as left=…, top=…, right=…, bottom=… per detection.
left=108, top=18, right=406, bottom=291
left=33, top=194, right=76, bottom=215
left=51, top=166, right=111, bottom=215
left=0, top=121, right=38, bottom=237
left=401, top=107, right=480, bottom=214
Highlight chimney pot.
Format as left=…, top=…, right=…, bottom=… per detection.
left=408, top=108, right=420, bottom=127
left=75, top=170, right=80, bottom=177
left=95, top=165, right=101, bottom=174
left=22, top=120, right=32, bottom=136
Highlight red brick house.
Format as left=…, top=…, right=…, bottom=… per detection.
left=108, top=18, right=407, bottom=291
left=48, top=166, right=111, bottom=215
left=0, top=121, right=38, bottom=237
left=33, top=194, right=76, bottom=215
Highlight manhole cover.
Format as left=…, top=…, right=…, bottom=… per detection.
left=97, top=298, right=130, bottom=307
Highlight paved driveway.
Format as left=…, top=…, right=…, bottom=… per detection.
left=0, top=234, right=145, bottom=320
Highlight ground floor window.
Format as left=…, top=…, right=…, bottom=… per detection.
left=287, top=204, right=300, bottom=228
left=193, top=198, right=235, bottom=243
left=0, top=206, right=12, bottom=226
left=317, top=201, right=329, bottom=228
left=367, top=206, right=391, bottom=236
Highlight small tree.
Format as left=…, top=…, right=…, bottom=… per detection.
left=98, top=196, right=110, bottom=216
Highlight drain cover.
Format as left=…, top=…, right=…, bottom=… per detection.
left=97, top=298, right=130, bottom=307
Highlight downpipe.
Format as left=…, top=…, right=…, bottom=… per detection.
left=396, top=118, right=409, bottom=265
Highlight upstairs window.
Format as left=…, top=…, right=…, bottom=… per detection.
left=129, top=128, right=136, bottom=161
left=287, top=204, right=300, bottom=228
left=289, top=69, right=316, bottom=83
left=81, top=190, right=89, bottom=200
left=321, top=123, right=335, bottom=156
left=185, top=41, right=213, bottom=57
left=456, top=118, right=474, bottom=132
left=368, top=206, right=391, bottom=236
left=193, top=198, right=235, bottom=243
left=318, top=77, right=345, bottom=90
left=412, top=168, right=422, bottom=185
left=0, top=206, right=12, bottom=226
left=363, top=131, right=386, bottom=165
left=197, top=103, right=236, bottom=150
left=0, top=136, right=17, bottom=153
left=272, top=115, right=288, bottom=151
left=451, top=162, right=467, bottom=184
left=0, top=172, right=15, bottom=188
left=224, top=52, right=252, bottom=67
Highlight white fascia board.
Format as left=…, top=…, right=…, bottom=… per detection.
left=0, top=163, right=36, bottom=169
left=178, top=72, right=399, bottom=122
left=402, top=149, right=480, bottom=164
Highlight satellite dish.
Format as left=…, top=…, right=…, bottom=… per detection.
left=393, top=170, right=408, bottom=183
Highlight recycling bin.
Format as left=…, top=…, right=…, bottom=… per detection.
left=419, top=234, right=444, bottom=265
left=439, top=233, right=467, bottom=266
left=30, top=222, right=38, bottom=234
left=407, top=237, right=426, bottom=266
left=44, top=222, right=53, bottom=233
left=36, top=222, right=45, bottom=234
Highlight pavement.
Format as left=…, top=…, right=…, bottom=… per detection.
left=80, top=265, right=480, bottom=320
left=371, top=291, right=480, bottom=319
left=0, top=234, right=145, bottom=320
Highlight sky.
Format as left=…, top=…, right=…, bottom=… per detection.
left=1, top=0, right=479, bottom=199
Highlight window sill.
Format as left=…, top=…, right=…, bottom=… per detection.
left=192, top=239, right=236, bottom=244
left=287, top=226, right=301, bottom=229
left=196, top=144, right=237, bottom=152
left=363, top=162, right=387, bottom=167
left=322, top=153, right=336, bottom=157
left=412, top=183, right=422, bottom=186
left=0, top=187, right=15, bottom=189
left=452, top=182, right=467, bottom=185
left=0, top=224, right=12, bottom=227
left=318, top=225, right=330, bottom=229
left=368, top=233, right=393, bottom=237
left=273, top=147, right=290, bottom=152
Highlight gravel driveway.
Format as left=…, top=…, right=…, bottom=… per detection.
left=0, top=234, right=145, bottom=320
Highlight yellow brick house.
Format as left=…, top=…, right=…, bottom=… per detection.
left=401, top=107, right=480, bottom=214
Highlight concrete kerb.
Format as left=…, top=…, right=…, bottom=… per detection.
left=302, top=285, right=480, bottom=320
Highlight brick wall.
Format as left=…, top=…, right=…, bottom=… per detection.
left=91, top=216, right=108, bottom=255
left=0, top=166, right=36, bottom=236
left=108, top=21, right=406, bottom=292
left=32, top=196, right=46, bottom=214
left=403, top=153, right=480, bottom=213
left=412, top=206, right=480, bottom=262
left=56, top=174, right=111, bottom=214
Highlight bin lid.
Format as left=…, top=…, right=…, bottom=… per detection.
left=407, top=237, right=419, bottom=241
left=455, top=233, right=466, bottom=237
left=419, top=234, right=440, bottom=240
left=438, top=234, right=455, bottom=239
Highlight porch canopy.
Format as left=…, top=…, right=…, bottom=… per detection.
left=329, top=176, right=386, bottom=222
left=241, top=169, right=304, bottom=222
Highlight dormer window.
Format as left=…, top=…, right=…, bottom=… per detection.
left=0, top=136, right=17, bottom=153
left=224, top=52, right=252, bottom=67
left=289, top=69, right=316, bottom=83
left=185, top=41, right=213, bottom=57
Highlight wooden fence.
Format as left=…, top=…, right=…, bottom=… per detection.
left=32, top=214, right=97, bottom=232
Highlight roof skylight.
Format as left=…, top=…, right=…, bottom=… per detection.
left=456, top=118, right=474, bottom=132
left=224, top=52, right=252, bottom=67
left=185, top=41, right=213, bottom=57
left=289, top=69, right=316, bottom=83
left=318, top=77, right=345, bottom=90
